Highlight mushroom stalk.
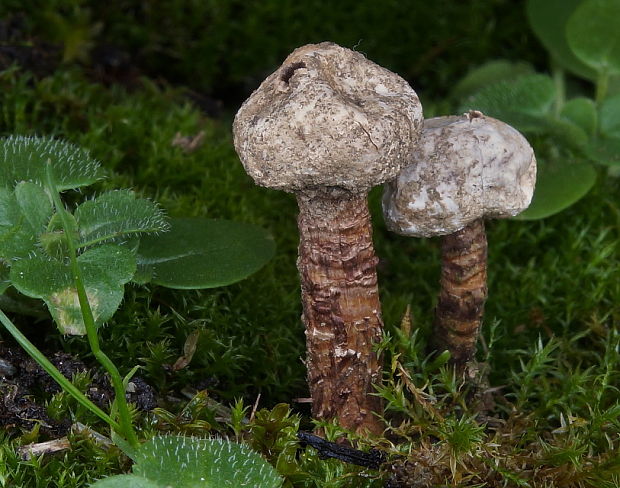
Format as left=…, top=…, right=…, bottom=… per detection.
left=433, top=219, right=488, bottom=369
left=297, top=190, right=383, bottom=434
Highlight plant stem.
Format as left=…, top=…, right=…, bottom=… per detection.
left=596, top=70, right=609, bottom=105
left=0, top=308, right=120, bottom=430
left=551, top=62, right=566, bottom=117
left=45, top=163, right=139, bottom=448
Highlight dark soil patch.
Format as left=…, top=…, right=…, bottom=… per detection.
left=0, top=343, right=156, bottom=438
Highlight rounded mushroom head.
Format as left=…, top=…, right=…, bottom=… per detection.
left=383, top=111, right=537, bottom=237
left=233, top=42, right=423, bottom=194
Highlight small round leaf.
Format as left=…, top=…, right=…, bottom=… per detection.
left=560, top=97, right=598, bottom=136
left=517, top=160, right=597, bottom=220
left=599, top=93, right=620, bottom=137
left=527, top=0, right=596, bottom=80
left=460, top=74, right=556, bottom=131
left=451, top=60, right=534, bottom=101
left=136, top=218, right=275, bottom=289
left=586, top=136, right=620, bottom=166
left=566, top=0, right=620, bottom=75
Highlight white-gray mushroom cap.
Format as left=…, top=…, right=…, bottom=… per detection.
left=383, top=111, right=537, bottom=237
left=233, top=42, right=423, bottom=193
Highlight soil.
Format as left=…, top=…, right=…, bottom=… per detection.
left=0, top=343, right=156, bottom=438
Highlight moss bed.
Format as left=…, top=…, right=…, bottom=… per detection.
left=0, top=2, right=618, bottom=486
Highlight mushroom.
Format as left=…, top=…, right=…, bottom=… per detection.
left=382, top=111, right=536, bottom=371
left=233, top=42, right=422, bottom=434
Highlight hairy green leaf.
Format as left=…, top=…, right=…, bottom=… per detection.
left=566, top=0, right=620, bottom=75
left=135, top=218, right=275, bottom=289
left=75, top=189, right=169, bottom=249
left=0, top=261, right=9, bottom=294
left=89, top=475, right=160, bottom=488
left=517, top=160, right=597, bottom=220
left=0, top=135, right=104, bottom=190
left=10, top=245, right=136, bottom=334
left=39, top=212, right=80, bottom=260
left=0, top=187, right=40, bottom=260
left=89, top=436, right=282, bottom=488
left=527, top=0, right=596, bottom=79
left=14, top=181, right=53, bottom=233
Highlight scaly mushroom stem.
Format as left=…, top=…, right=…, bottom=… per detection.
left=296, top=189, right=383, bottom=435
left=433, top=219, right=488, bottom=370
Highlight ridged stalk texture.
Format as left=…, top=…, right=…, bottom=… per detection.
left=296, top=190, right=383, bottom=435
left=433, top=219, right=488, bottom=369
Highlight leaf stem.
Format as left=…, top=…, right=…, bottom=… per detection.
left=596, top=70, right=609, bottom=105
left=552, top=62, right=566, bottom=117
left=45, top=162, right=139, bottom=448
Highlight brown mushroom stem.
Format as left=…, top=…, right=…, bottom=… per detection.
left=433, top=219, right=488, bottom=370
left=296, top=189, right=384, bottom=435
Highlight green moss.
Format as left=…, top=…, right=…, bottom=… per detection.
left=0, top=48, right=618, bottom=485
left=0, top=433, right=127, bottom=487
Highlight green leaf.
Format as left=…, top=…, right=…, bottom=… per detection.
left=599, top=94, right=620, bottom=137
left=566, top=0, right=620, bottom=75
left=14, top=181, right=53, bottom=234
left=75, top=189, right=169, bottom=248
left=0, top=187, right=39, bottom=260
left=0, top=261, right=9, bottom=294
left=460, top=74, right=556, bottom=131
left=0, top=136, right=104, bottom=190
left=585, top=135, right=620, bottom=165
left=560, top=97, right=598, bottom=136
left=136, top=218, right=275, bottom=289
left=39, top=212, right=80, bottom=260
left=607, top=74, right=620, bottom=97
left=91, top=436, right=284, bottom=487
left=527, top=0, right=596, bottom=80
left=543, top=117, right=589, bottom=151
left=10, top=245, right=136, bottom=334
left=517, top=160, right=597, bottom=220
left=135, top=436, right=282, bottom=488
left=451, top=60, right=534, bottom=101
left=90, top=475, right=161, bottom=488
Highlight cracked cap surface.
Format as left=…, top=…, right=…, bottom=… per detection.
left=383, top=111, right=537, bottom=237
left=233, top=42, right=423, bottom=193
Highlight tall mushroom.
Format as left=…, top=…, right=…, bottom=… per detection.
left=233, top=42, right=422, bottom=434
left=382, top=111, right=536, bottom=371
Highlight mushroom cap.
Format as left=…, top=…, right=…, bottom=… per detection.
left=233, top=42, right=423, bottom=193
left=383, top=111, right=537, bottom=237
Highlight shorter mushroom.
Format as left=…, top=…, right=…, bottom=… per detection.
left=382, top=111, right=536, bottom=370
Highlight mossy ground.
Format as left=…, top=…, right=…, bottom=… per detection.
left=0, top=4, right=618, bottom=486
